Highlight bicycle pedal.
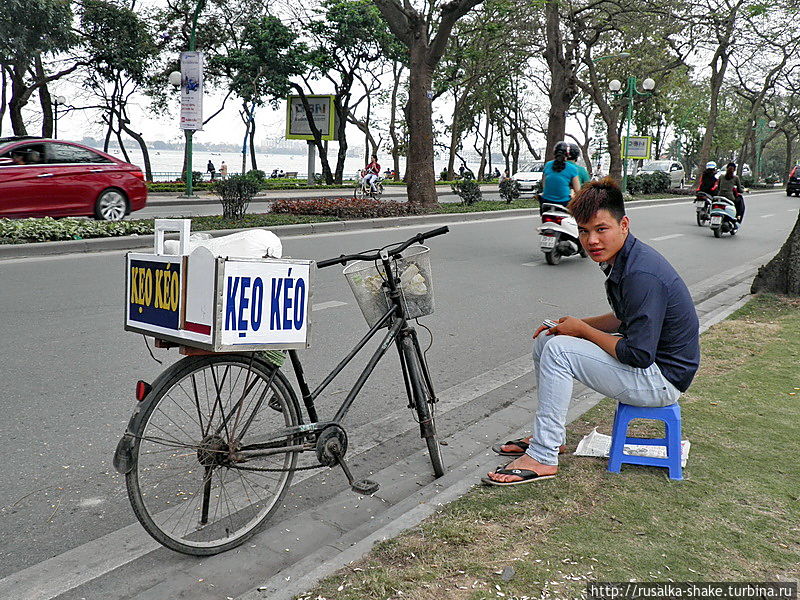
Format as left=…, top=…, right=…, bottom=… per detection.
left=351, top=479, right=379, bottom=495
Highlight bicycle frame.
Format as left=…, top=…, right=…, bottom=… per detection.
left=247, top=252, right=436, bottom=452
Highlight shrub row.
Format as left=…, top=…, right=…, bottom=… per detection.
left=0, top=217, right=154, bottom=244
left=271, top=197, right=427, bottom=219
left=626, top=171, right=671, bottom=195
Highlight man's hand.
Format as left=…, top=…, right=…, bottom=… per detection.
left=550, top=316, right=588, bottom=338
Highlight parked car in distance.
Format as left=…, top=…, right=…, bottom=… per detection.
left=0, top=137, right=147, bottom=220
left=787, top=165, right=800, bottom=197
left=741, top=164, right=752, bottom=178
left=511, top=162, right=545, bottom=193
left=639, top=160, right=685, bottom=188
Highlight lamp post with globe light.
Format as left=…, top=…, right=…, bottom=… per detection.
left=52, top=96, right=66, bottom=138
left=609, top=76, right=656, bottom=193
left=755, top=118, right=776, bottom=182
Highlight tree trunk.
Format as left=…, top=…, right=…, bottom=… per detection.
left=0, top=64, right=7, bottom=137
left=542, top=0, right=575, bottom=161
left=249, top=115, right=257, bottom=171
left=405, top=37, right=438, bottom=206
left=9, top=63, right=29, bottom=135
left=751, top=213, right=800, bottom=295
left=446, top=89, right=468, bottom=180
left=291, top=85, right=335, bottom=184
left=118, top=106, right=153, bottom=181
left=785, top=131, right=793, bottom=181
left=389, top=62, right=402, bottom=181
left=35, top=57, right=53, bottom=138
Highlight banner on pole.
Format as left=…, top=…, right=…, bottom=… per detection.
left=179, top=51, right=204, bottom=131
left=285, top=95, right=337, bottom=141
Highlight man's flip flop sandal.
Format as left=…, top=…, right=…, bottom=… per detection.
left=480, top=467, right=556, bottom=486
left=491, top=439, right=567, bottom=457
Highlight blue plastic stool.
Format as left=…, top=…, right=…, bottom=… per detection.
left=607, top=403, right=683, bottom=480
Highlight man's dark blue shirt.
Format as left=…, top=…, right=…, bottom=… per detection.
left=601, top=233, right=700, bottom=392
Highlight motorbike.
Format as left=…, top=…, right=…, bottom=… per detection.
left=537, top=202, right=586, bottom=265
left=709, top=195, right=739, bottom=238
left=694, top=191, right=712, bottom=226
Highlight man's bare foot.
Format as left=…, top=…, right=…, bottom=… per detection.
left=485, top=454, right=558, bottom=484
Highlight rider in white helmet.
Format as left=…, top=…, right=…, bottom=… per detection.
left=698, top=161, right=718, bottom=195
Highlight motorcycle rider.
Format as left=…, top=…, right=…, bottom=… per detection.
left=541, top=141, right=580, bottom=208
left=567, top=142, right=591, bottom=185
left=698, top=161, right=719, bottom=195
left=717, top=162, right=745, bottom=224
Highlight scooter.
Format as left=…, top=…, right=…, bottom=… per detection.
left=537, top=202, right=586, bottom=265
left=709, top=196, right=738, bottom=238
left=694, top=191, right=712, bottom=226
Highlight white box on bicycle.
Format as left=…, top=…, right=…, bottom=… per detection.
left=125, top=219, right=312, bottom=351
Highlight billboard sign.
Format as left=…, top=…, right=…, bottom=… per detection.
left=179, top=51, right=203, bottom=131
left=622, top=136, right=652, bottom=160
left=285, top=95, right=336, bottom=141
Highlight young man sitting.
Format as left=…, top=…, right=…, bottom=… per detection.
left=484, top=177, right=700, bottom=485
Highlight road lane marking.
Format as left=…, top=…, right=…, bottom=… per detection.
left=522, top=261, right=538, bottom=267
left=651, top=234, right=684, bottom=241
left=760, top=214, right=775, bottom=218
left=312, top=301, right=347, bottom=311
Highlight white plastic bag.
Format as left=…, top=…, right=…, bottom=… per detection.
left=163, top=229, right=282, bottom=259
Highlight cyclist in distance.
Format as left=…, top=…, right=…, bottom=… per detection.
left=363, top=154, right=381, bottom=194
left=567, top=142, right=591, bottom=185
left=540, top=141, right=581, bottom=209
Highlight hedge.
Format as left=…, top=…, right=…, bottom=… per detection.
left=271, top=197, right=427, bottom=219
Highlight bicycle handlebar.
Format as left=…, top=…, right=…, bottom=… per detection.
left=316, top=226, right=450, bottom=268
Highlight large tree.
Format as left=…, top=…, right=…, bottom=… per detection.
left=374, top=0, right=483, bottom=206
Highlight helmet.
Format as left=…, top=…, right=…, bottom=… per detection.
left=566, top=142, right=581, bottom=161
left=706, top=161, right=717, bottom=169
left=553, top=141, right=570, bottom=156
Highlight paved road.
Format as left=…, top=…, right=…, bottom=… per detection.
left=0, top=190, right=796, bottom=599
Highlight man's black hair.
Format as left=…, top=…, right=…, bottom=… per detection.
left=568, top=176, right=626, bottom=224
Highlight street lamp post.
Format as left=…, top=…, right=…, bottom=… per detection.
left=53, top=95, right=66, bottom=138
left=609, top=76, right=656, bottom=193
left=755, top=118, right=777, bottom=182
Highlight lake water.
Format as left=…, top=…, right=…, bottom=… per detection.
left=106, top=147, right=454, bottom=181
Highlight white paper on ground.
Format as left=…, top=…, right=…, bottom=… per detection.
left=574, top=427, right=690, bottom=468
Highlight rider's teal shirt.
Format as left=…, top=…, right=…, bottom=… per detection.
left=542, top=160, right=579, bottom=205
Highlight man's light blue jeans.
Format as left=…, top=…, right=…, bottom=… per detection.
left=527, top=332, right=681, bottom=466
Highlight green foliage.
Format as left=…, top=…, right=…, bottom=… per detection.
left=0, top=217, right=152, bottom=243
left=80, top=0, right=157, bottom=83
left=0, top=0, right=75, bottom=62
left=626, top=171, right=670, bottom=195
left=271, top=197, right=425, bottom=219
left=212, top=174, right=259, bottom=219
left=212, top=15, right=307, bottom=107
left=498, top=178, right=521, bottom=203
left=245, top=169, right=266, bottom=183
left=450, top=173, right=483, bottom=205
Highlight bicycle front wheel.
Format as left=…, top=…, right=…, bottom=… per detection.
left=401, top=337, right=445, bottom=477
left=126, top=354, right=300, bottom=555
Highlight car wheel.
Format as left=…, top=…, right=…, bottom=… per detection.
left=95, top=189, right=128, bottom=221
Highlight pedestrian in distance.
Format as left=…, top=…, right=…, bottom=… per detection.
left=363, top=154, right=381, bottom=193
left=207, top=160, right=216, bottom=181
left=483, top=177, right=700, bottom=486
left=219, top=161, right=228, bottom=180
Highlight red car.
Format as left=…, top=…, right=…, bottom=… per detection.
left=0, top=137, right=147, bottom=220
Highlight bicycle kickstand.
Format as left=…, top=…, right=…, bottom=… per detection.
left=329, top=442, right=380, bottom=495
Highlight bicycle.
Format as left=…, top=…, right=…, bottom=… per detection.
left=113, top=226, right=449, bottom=556
left=354, top=175, right=384, bottom=200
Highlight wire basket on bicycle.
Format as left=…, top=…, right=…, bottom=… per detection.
left=343, top=244, right=434, bottom=328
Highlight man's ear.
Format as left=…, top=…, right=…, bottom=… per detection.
left=620, top=215, right=630, bottom=233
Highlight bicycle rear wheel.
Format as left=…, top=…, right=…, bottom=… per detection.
left=126, top=354, right=300, bottom=555
left=401, top=336, right=445, bottom=477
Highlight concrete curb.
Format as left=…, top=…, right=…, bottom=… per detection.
left=237, top=276, right=755, bottom=600
left=0, top=195, right=698, bottom=261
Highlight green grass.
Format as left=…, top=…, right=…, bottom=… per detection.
left=300, top=294, right=800, bottom=600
